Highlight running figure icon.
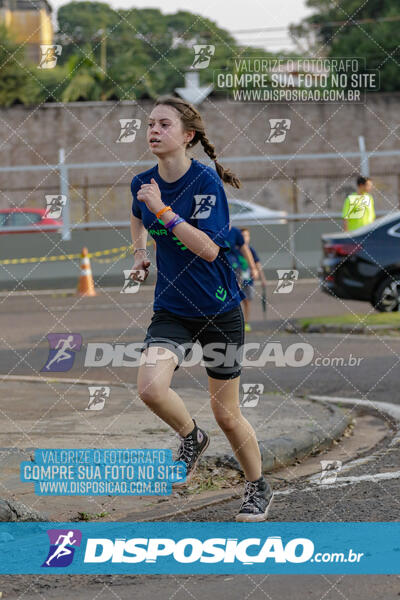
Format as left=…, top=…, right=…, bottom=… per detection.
left=274, top=269, right=299, bottom=294
left=116, top=119, right=141, bottom=143
left=86, top=386, right=110, bottom=410
left=191, top=45, right=215, bottom=69
left=191, top=194, right=216, bottom=219
left=266, top=119, right=291, bottom=143
left=44, top=194, right=66, bottom=218
left=45, top=531, right=77, bottom=566
left=38, top=45, right=62, bottom=69
left=44, top=335, right=77, bottom=370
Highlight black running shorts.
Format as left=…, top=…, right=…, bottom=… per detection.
left=141, top=304, right=244, bottom=380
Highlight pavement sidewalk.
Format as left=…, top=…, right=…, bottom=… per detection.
left=0, top=379, right=352, bottom=521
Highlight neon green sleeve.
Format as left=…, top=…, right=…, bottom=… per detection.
left=370, top=195, right=376, bottom=220
left=342, top=197, right=350, bottom=219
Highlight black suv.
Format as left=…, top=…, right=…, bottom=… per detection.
left=319, top=212, right=400, bottom=312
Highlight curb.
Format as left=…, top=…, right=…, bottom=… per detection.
left=1, top=374, right=132, bottom=387
left=1, top=380, right=353, bottom=474
left=0, top=389, right=354, bottom=522
left=0, top=279, right=318, bottom=298
left=310, top=395, right=400, bottom=442
left=0, top=448, right=49, bottom=522
left=286, top=321, right=400, bottom=335
left=0, top=499, right=48, bottom=522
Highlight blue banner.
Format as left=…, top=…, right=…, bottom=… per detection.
left=0, top=522, right=398, bottom=574
left=19, top=449, right=186, bottom=496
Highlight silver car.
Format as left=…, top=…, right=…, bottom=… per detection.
left=228, top=199, right=287, bottom=225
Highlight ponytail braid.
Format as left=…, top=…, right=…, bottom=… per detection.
left=154, top=95, right=241, bottom=189
left=198, top=131, right=241, bottom=189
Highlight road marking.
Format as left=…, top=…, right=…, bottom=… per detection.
left=320, top=470, right=400, bottom=485
left=275, top=470, right=400, bottom=497
left=310, top=394, right=400, bottom=431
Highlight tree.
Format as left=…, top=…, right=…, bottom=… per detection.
left=0, top=2, right=290, bottom=105
left=0, top=24, right=42, bottom=106
left=55, top=2, right=273, bottom=100
left=61, top=53, right=113, bottom=101
left=292, top=0, right=400, bottom=91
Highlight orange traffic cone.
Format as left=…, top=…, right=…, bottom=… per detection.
left=77, top=246, right=96, bottom=296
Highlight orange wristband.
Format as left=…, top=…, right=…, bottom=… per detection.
left=156, top=205, right=172, bottom=219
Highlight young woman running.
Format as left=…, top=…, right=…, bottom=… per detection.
left=129, top=95, right=273, bottom=521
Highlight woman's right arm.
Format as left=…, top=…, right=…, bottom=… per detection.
left=130, top=213, right=150, bottom=281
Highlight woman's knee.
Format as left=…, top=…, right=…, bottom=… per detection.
left=214, top=411, right=241, bottom=433
left=137, top=379, right=165, bottom=407
left=137, top=350, right=175, bottom=406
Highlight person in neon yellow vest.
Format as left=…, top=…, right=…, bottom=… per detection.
left=342, top=176, right=375, bottom=231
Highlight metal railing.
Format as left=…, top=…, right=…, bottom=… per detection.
left=0, top=136, right=399, bottom=240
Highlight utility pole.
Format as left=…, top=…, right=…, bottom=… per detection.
left=100, top=31, right=107, bottom=75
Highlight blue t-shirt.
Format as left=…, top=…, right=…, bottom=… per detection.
left=131, top=159, right=245, bottom=317
left=225, top=227, right=245, bottom=269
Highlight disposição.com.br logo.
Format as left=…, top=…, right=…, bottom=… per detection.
left=42, top=529, right=82, bottom=567
left=39, top=531, right=364, bottom=568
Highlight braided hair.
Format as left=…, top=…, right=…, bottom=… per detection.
left=154, top=95, right=241, bottom=189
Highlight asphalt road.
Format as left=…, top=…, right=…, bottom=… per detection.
left=1, top=280, right=400, bottom=402
left=1, top=572, right=399, bottom=600
left=1, top=281, right=399, bottom=598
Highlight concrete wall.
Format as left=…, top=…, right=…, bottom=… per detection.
left=1, top=94, right=399, bottom=225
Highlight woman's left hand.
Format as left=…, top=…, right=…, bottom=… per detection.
left=137, top=178, right=164, bottom=215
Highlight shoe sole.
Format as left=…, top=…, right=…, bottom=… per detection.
left=235, top=492, right=274, bottom=522
left=173, top=435, right=210, bottom=488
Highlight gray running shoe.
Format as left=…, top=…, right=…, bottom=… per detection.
left=235, top=476, right=274, bottom=522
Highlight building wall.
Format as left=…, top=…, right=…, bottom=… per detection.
left=0, top=5, right=53, bottom=63
left=0, top=94, right=399, bottom=222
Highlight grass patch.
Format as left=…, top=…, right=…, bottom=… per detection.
left=177, top=464, right=243, bottom=496
left=299, top=313, right=400, bottom=328
left=77, top=511, right=109, bottom=521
